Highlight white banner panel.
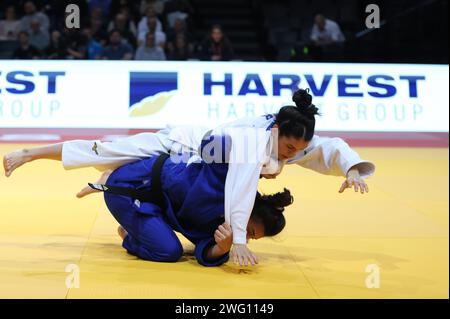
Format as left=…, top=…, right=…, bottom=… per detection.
left=0, top=60, right=448, bottom=132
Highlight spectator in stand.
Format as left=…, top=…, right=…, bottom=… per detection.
left=310, top=14, right=345, bottom=61
left=64, top=27, right=87, bottom=59
left=137, top=16, right=166, bottom=48
left=197, top=24, right=234, bottom=61
left=110, top=0, right=140, bottom=20
left=116, top=6, right=139, bottom=32
left=107, top=8, right=137, bottom=36
left=102, top=29, right=133, bottom=60
left=0, top=6, right=21, bottom=41
left=107, top=13, right=137, bottom=48
left=135, top=31, right=166, bottom=60
left=88, top=0, right=112, bottom=20
left=163, top=0, right=194, bottom=29
left=29, top=19, right=49, bottom=51
left=12, top=31, right=41, bottom=59
left=45, top=30, right=67, bottom=59
left=83, top=26, right=103, bottom=59
left=90, top=6, right=105, bottom=21
left=166, top=18, right=192, bottom=44
left=19, top=1, right=50, bottom=35
left=310, top=14, right=345, bottom=46
left=167, top=34, right=192, bottom=60
left=166, top=19, right=193, bottom=60
left=138, top=5, right=163, bottom=37
left=90, top=16, right=108, bottom=46
left=139, top=0, right=166, bottom=16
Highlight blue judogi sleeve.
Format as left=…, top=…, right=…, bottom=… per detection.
left=195, top=238, right=229, bottom=267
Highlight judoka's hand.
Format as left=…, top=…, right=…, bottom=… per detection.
left=339, top=168, right=369, bottom=194
left=214, top=222, right=233, bottom=253
left=230, top=244, right=258, bottom=266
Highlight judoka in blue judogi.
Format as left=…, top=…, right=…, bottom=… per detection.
left=99, top=135, right=291, bottom=266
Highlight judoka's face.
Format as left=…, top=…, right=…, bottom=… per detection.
left=246, top=218, right=265, bottom=241
left=276, top=134, right=309, bottom=161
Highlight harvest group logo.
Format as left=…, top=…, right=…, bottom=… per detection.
left=129, top=72, right=178, bottom=117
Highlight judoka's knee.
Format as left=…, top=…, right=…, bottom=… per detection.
left=157, top=241, right=183, bottom=262
left=139, top=240, right=183, bottom=262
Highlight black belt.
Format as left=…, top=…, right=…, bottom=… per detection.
left=88, top=153, right=170, bottom=208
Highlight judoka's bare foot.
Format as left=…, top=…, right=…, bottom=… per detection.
left=118, top=226, right=128, bottom=240
left=3, top=149, right=33, bottom=177
left=76, top=169, right=113, bottom=198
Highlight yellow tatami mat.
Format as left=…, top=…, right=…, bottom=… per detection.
left=0, top=145, right=448, bottom=298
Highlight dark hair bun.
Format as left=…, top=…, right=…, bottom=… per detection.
left=261, top=188, right=293, bottom=212
left=292, top=88, right=312, bottom=108
left=292, top=88, right=320, bottom=117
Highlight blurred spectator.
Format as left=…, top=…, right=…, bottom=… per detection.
left=45, top=30, right=67, bottom=59
left=116, top=6, right=138, bottom=28
left=110, top=0, right=140, bottom=20
left=90, top=16, right=108, bottom=45
left=12, top=31, right=41, bottom=59
left=135, top=32, right=166, bottom=60
left=138, top=16, right=166, bottom=48
left=64, top=27, right=87, bottom=59
left=29, top=19, right=49, bottom=50
left=107, top=13, right=137, bottom=47
left=88, top=0, right=112, bottom=20
left=83, top=26, right=103, bottom=59
left=166, top=18, right=192, bottom=44
left=166, top=19, right=193, bottom=59
left=102, top=29, right=133, bottom=60
left=310, top=14, right=345, bottom=61
left=197, top=25, right=234, bottom=61
left=138, top=5, right=163, bottom=36
left=19, top=1, right=50, bottom=34
left=167, top=34, right=192, bottom=60
left=108, top=9, right=137, bottom=35
left=90, top=6, right=107, bottom=33
left=0, top=6, right=20, bottom=41
left=140, top=0, right=166, bottom=16
left=163, top=0, right=194, bottom=28
left=310, top=14, right=345, bottom=46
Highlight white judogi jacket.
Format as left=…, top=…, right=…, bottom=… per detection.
left=210, top=115, right=375, bottom=244
left=62, top=115, right=375, bottom=245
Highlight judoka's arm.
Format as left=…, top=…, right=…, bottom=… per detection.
left=223, top=161, right=262, bottom=266
left=287, top=135, right=375, bottom=178
left=222, top=128, right=268, bottom=266
left=224, top=161, right=262, bottom=245
left=196, top=223, right=232, bottom=267
left=205, top=245, right=228, bottom=260
left=196, top=239, right=230, bottom=267
left=287, top=135, right=375, bottom=193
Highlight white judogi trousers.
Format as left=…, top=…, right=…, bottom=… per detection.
left=61, top=126, right=210, bottom=171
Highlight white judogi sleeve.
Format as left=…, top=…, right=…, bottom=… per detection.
left=221, top=127, right=273, bottom=245
left=211, top=115, right=279, bottom=244
left=286, top=135, right=375, bottom=178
